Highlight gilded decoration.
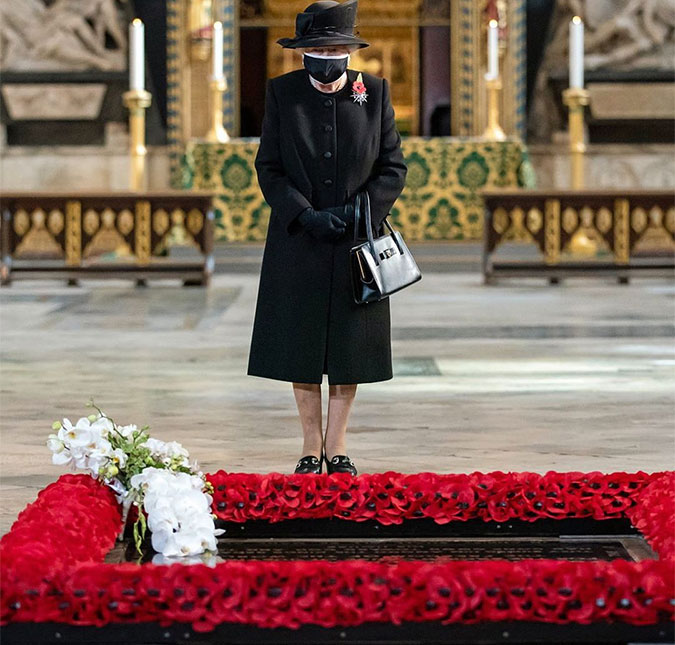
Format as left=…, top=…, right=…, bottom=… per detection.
left=596, top=207, right=612, bottom=234
left=665, top=208, right=675, bottom=234
left=544, top=199, right=561, bottom=265
left=562, top=207, right=578, bottom=234
left=1, top=194, right=215, bottom=285
left=118, top=209, right=135, bottom=236
left=527, top=207, right=543, bottom=234
left=82, top=208, right=132, bottom=259
left=65, top=201, right=82, bottom=265
left=166, top=0, right=528, bottom=182
left=153, top=209, right=171, bottom=236
left=182, top=137, right=535, bottom=242
left=632, top=207, right=648, bottom=234
left=14, top=208, right=63, bottom=258
left=48, top=209, right=64, bottom=236
left=451, top=0, right=527, bottom=138
left=83, top=209, right=100, bottom=236
left=484, top=191, right=675, bottom=279
left=13, top=210, right=30, bottom=236
left=135, top=201, right=152, bottom=265
left=614, top=198, right=631, bottom=264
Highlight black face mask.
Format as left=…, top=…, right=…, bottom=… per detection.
left=303, top=53, right=349, bottom=85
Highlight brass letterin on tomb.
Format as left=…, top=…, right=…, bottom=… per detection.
left=65, top=201, right=82, bottom=266
left=544, top=199, right=560, bottom=265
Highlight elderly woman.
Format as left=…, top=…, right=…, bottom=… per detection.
left=247, top=0, right=407, bottom=475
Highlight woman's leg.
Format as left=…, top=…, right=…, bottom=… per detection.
left=292, top=382, right=323, bottom=458
left=324, top=384, right=357, bottom=459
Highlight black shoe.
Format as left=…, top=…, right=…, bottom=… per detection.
left=326, top=454, right=358, bottom=476
left=294, top=455, right=322, bottom=474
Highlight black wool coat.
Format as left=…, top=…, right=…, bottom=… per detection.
left=246, top=67, right=407, bottom=385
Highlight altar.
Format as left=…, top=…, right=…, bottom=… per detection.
left=181, top=137, right=535, bottom=242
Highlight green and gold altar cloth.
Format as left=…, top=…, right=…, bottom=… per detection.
left=179, top=137, right=536, bottom=242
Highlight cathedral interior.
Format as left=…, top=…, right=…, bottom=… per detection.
left=0, top=3, right=674, bottom=642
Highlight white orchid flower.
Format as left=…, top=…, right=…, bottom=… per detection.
left=110, top=448, right=127, bottom=468
left=51, top=447, right=73, bottom=467
left=47, top=433, right=65, bottom=454
left=58, top=417, right=97, bottom=448
left=165, top=441, right=189, bottom=458
left=116, top=423, right=138, bottom=439
left=141, top=437, right=169, bottom=457
left=90, top=415, right=113, bottom=437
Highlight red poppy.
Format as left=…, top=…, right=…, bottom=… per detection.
left=1, top=471, right=673, bottom=632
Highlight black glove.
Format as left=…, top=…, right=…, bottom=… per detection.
left=296, top=207, right=346, bottom=241
left=324, top=202, right=355, bottom=227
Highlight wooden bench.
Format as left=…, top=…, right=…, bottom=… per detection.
left=482, top=189, right=675, bottom=284
left=0, top=192, right=215, bottom=286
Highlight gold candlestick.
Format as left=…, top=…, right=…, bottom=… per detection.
left=482, top=76, right=506, bottom=141
left=562, top=87, right=590, bottom=189
left=562, top=87, right=596, bottom=255
left=122, top=89, right=152, bottom=191
left=206, top=78, right=230, bottom=143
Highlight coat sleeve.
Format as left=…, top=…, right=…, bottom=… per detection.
left=361, top=77, right=408, bottom=232
left=254, top=79, right=312, bottom=236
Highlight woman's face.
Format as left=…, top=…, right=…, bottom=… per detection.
left=300, top=45, right=352, bottom=56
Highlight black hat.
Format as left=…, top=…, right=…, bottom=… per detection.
left=277, top=0, right=369, bottom=50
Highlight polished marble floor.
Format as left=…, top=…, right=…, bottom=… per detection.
left=1, top=248, right=674, bottom=536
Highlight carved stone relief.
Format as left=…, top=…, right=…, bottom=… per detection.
left=2, top=84, right=107, bottom=119
left=529, top=0, right=675, bottom=141
left=0, top=0, right=128, bottom=71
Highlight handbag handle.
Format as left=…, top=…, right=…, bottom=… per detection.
left=353, top=191, right=402, bottom=264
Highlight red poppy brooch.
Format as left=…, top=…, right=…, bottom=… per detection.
left=351, top=72, right=368, bottom=105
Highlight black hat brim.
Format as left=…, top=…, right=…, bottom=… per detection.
left=277, top=34, right=369, bottom=49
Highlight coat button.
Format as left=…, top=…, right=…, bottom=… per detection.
left=323, top=151, right=332, bottom=159
left=324, top=124, right=333, bottom=132
left=323, top=179, right=333, bottom=186
left=323, top=99, right=332, bottom=107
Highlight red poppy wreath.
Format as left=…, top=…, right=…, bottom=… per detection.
left=1, top=405, right=673, bottom=634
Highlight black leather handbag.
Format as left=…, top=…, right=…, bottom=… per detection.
left=349, top=190, right=422, bottom=304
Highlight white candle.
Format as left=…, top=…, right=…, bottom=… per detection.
left=487, top=19, right=499, bottom=80
left=212, top=21, right=224, bottom=80
left=569, top=15, right=584, bottom=89
left=129, top=19, right=144, bottom=91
